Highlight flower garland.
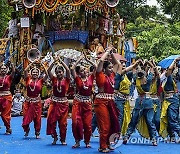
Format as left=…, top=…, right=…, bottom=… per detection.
left=70, top=0, right=86, bottom=6
left=34, top=0, right=44, bottom=10
left=43, top=0, right=59, bottom=12
left=59, top=0, right=69, bottom=5
left=84, top=0, right=99, bottom=10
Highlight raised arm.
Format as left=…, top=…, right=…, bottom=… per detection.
left=40, top=62, right=48, bottom=82
left=84, top=52, right=97, bottom=76
left=166, top=57, right=180, bottom=77
left=71, top=54, right=84, bottom=78
left=47, top=62, right=54, bottom=80
left=151, top=59, right=160, bottom=79
left=24, top=62, right=34, bottom=79
left=144, top=59, right=154, bottom=73
left=59, top=57, right=70, bottom=79
left=110, top=52, right=119, bottom=65
left=122, top=59, right=141, bottom=75
left=96, top=51, right=109, bottom=73
left=47, top=56, right=59, bottom=80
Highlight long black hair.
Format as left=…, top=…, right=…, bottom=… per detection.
left=103, top=61, right=111, bottom=69
left=55, top=65, right=64, bottom=73
left=75, top=66, right=81, bottom=74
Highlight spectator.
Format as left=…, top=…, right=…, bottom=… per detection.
left=11, top=89, right=24, bottom=117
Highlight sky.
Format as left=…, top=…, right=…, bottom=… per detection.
left=146, top=0, right=160, bottom=7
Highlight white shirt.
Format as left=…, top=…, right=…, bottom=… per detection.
left=12, top=96, right=24, bottom=113
left=8, top=19, right=18, bottom=38
left=33, top=23, right=44, bottom=39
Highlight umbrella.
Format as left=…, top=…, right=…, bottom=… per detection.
left=97, top=53, right=127, bottom=62
left=158, top=55, right=180, bottom=69
left=55, top=49, right=81, bottom=60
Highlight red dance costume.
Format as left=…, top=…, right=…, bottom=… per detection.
left=72, top=75, right=94, bottom=144
left=0, top=75, right=13, bottom=131
left=94, top=72, right=120, bottom=149
left=47, top=77, right=70, bottom=142
left=22, top=76, right=43, bottom=135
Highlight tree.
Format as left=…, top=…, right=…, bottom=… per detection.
left=0, top=0, right=13, bottom=37
left=116, top=0, right=159, bottom=22
left=157, top=0, right=180, bottom=22
left=126, top=17, right=180, bottom=62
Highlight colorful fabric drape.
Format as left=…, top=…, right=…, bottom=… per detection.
left=121, top=101, right=131, bottom=135
left=159, top=100, right=170, bottom=138
left=136, top=116, right=150, bottom=138
left=118, top=75, right=131, bottom=95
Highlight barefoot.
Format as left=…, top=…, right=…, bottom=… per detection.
left=152, top=141, right=158, bottom=146
left=35, top=132, right=40, bottom=139
left=85, top=143, right=91, bottom=148
left=72, top=142, right=80, bottom=148
left=108, top=145, right=115, bottom=150
left=36, top=135, right=40, bottom=139
left=123, top=136, right=128, bottom=144
left=98, top=148, right=110, bottom=153
left=5, top=128, right=12, bottom=135
left=52, top=137, right=58, bottom=145
left=61, top=141, right=67, bottom=145
left=24, top=128, right=30, bottom=137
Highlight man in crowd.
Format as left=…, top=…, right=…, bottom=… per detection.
left=11, top=89, right=24, bottom=117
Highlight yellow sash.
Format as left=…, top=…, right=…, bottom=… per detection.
left=150, top=80, right=157, bottom=95
left=159, top=100, right=170, bottom=138
left=136, top=78, right=145, bottom=94
left=119, top=75, right=131, bottom=95
left=121, top=100, right=131, bottom=135
left=135, top=78, right=149, bottom=138
left=137, top=116, right=150, bottom=138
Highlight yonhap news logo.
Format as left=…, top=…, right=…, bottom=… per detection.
left=109, top=133, right=180, bottom=147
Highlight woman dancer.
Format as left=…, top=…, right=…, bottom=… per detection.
left=95, top=50, right=120, bottom=153
left=46, top=57, right=70, bottom=145
left=160, top=57, right=180, bottom=141
left=123, top=60, right=158, bottom=146
left=22, top=60, right=47, bottom=138
left=114, top=59, right=140, bottom=135
left=0, top=62, right=15, bottom=134
left=71, top=54, right=96, bottom=148
left=149, top=59, right=161, bottom=133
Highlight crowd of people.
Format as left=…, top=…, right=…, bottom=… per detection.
left=0, top=47, right=180, bottom=153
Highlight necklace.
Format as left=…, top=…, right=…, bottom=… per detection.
left=57, top=79, right=62, bottom=93
left=0, top=75, right=6, bottom=88
left=82, top=77, right=89, bottom=90
left=29, top=79, right=37, bottom=92
left=106, top=75, right=114, bottom=88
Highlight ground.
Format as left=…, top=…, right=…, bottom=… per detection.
left=0, top=117, right=180, bottom=154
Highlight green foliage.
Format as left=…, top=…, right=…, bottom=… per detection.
left=116, top=0, right=159, bottom=22
left=126, top=18, right=180, bottom=62
left=157, top=0, right=180, bottom=22
left=0, top=0, right=13, bottom=37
